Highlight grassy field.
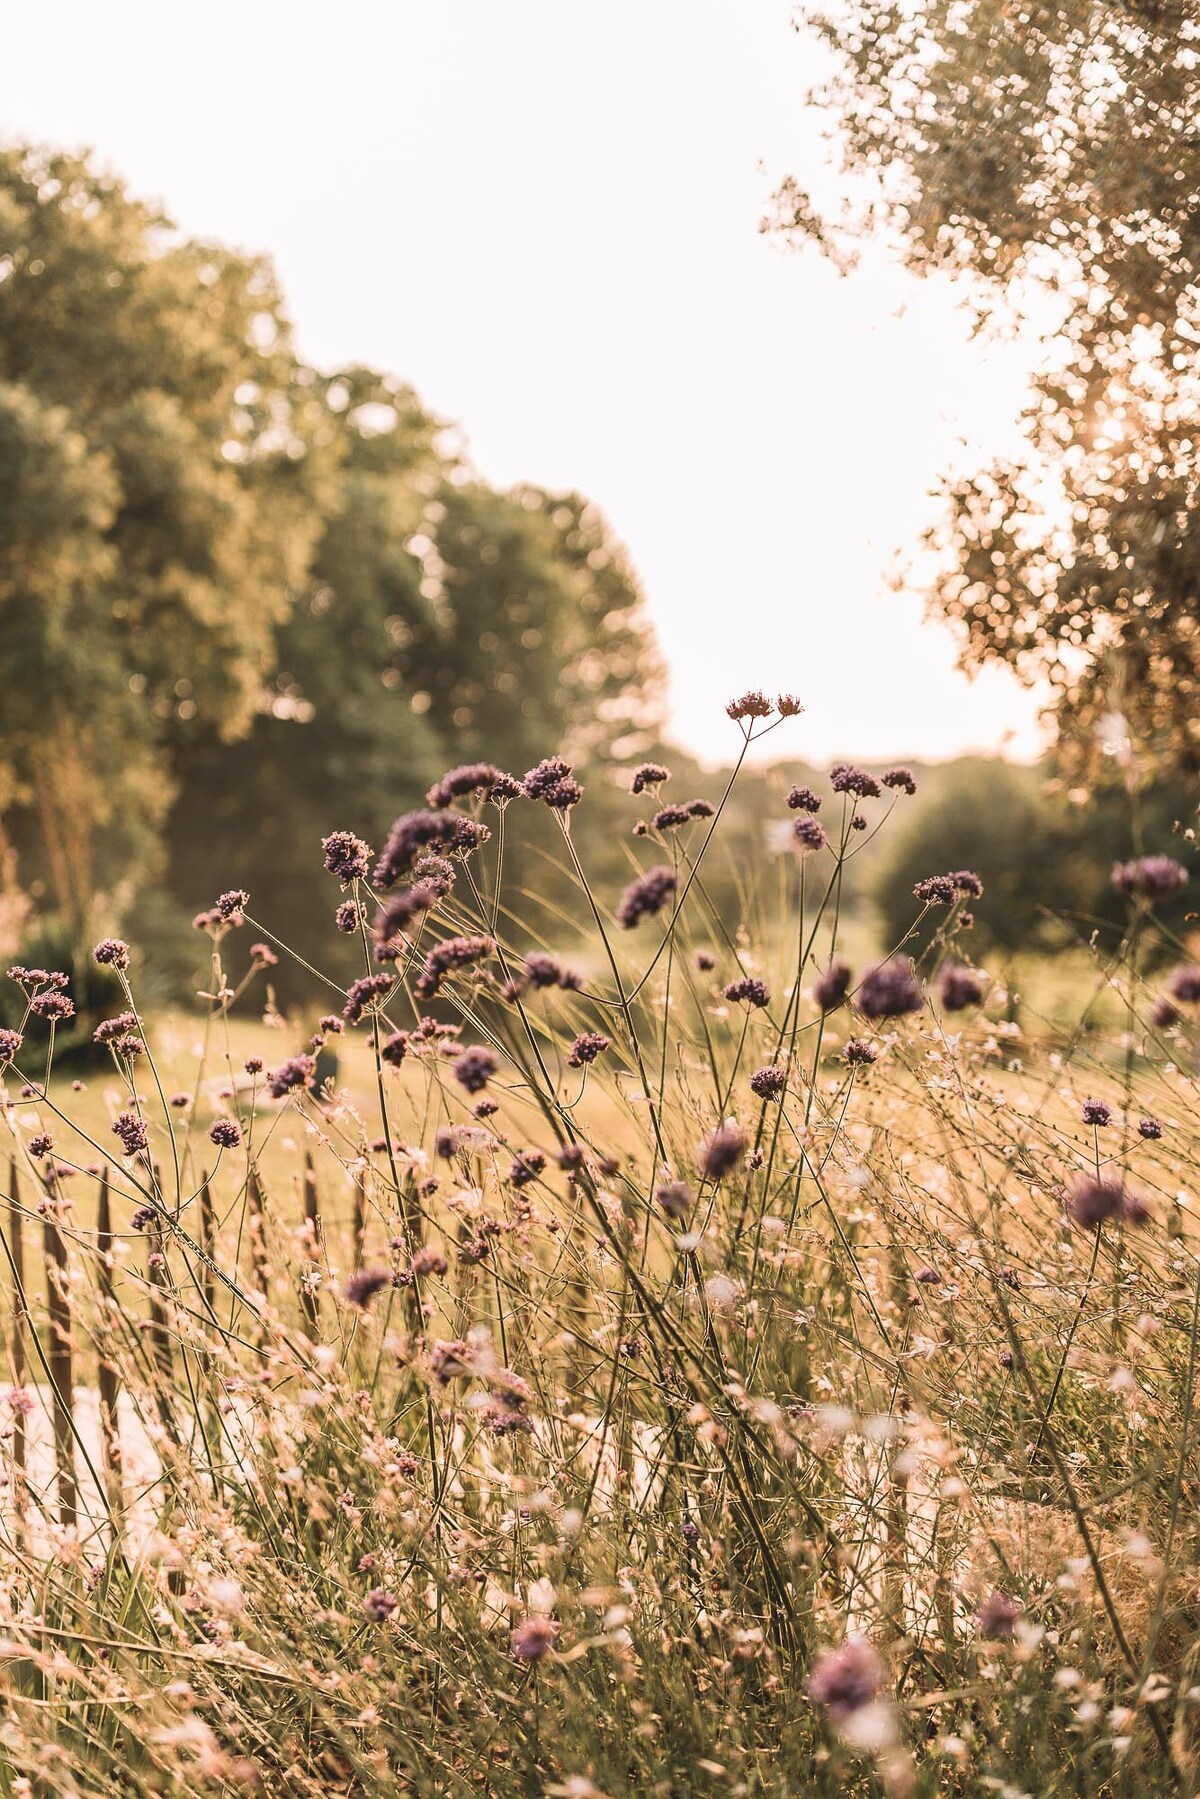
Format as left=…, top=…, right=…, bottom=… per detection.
left=0, top=739, right=1198, bottom=1797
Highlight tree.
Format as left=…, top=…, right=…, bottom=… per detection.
left=423, top=481, right=664, bottom=773
left=166, top=367, right=448, bottom=973
left=771, top=0, right=1200, bottom=769
left=0, top=143, right=327, bottom=934
left=872, top=757, right=1195, bottom=959
left=167, top=377, right=668, bottom=985
left=0, top=143, right=668, bottom=986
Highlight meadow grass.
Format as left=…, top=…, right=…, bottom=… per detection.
left=0, top=711, right=1197, bottom=1797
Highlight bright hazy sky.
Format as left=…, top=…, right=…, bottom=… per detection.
left=4, top=0, right=1053, bottom=766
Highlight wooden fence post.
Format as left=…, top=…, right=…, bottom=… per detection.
left=95, top=1168, right=122, bottom=1507
left=146, top=1199, right=179, bottom=1446
left=41, top=1181, right=76, bottom=1530
left=352, top=1163, right=367, bottom=1272
left=247, top=1165, right=269, bottom=1306
left=7, top=1158, right=26, bottom=1526
left=199, top=1170, right=216, bottom=1325
left=301, top=1151, right=322, bottom=1334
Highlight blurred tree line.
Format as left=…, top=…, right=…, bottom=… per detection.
left=0, top=144, right=667, bottom=999
left=868, top=758, right=1196, bottom=965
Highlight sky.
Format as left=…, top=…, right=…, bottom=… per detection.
left=3, top=0, right=1053, bottom=767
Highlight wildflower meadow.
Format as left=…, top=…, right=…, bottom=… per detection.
left=0, top=692, right=1197, bottom=1796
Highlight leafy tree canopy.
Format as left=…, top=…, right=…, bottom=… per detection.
left=0, top=144, right=666, bottom=980
left=771, top=0, right=1200, bottom=770
left=0, top=143, right=329, bottom=927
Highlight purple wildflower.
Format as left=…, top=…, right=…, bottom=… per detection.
left=939, top=963, right=985, bottom=1011
left=723, top=977, right=769, bottom=1008
left=453, top=1046, right=498, bottom=1093
left=321, top=831, right=372, bottom=884
left=1138, top=1116, right=1164, bottom=1140
left=215, top=889, right=249, bottom=923
left=94, top=1012, right=138, bottom=1046
left=856, top=957, right=923, bottom=1020
left=630, top=762, right=671, bottom=794
left=8, top=967, right=67, bottom=990
left=976, top=1589, right=1021, bottom=1640
left=373, top=882, right=445, bottom=958
left=30, top=992, right=74, bottom=1022
left=266, top=1055, right=316, bottom=1099
left=726, top=691, right=773, bottom=721
left=807, top=1637, right=884, bottom=1722
left=335, top=900, right=362, bottom=934
left=830, top=765, right=881, bottom=799
left=28, top=1134, right=52, bottom=1159
left=416, top=1015, right=460, bottom=1042
left=750, top=1064, right=787, bottom=1099
left=777, top=692, right=804, bottom=716
left=373, top=810, right=491, bottom=889
left=616, top=866, right=677, bottom=928
left=651, top=1180, right=688, bottom=1220
left=345, top=1268, right=392, bottom=1308
left=699, top=1123, right=746, bottom=1181
left=508, top=1150, right=547, bottom=1189
left=0, top=1029, right=21, bottom=1062
left=413, top=852, right=456, bottom=888
left=426, top=762, right=510, bottom=807
left=1112, top=855, right=1189, bottom=902
left=1168, top=964, right=1200, bottom=1002
left=1066, top=1176, right=1126, bottom=1230
left=813, top=961, right=851, bottom=1012
left=845, top=1039, right=878, bottom=1066
left=567, top=1031, right=610, bottom=1068
left=793, top=818, right=827, bottom=852
left=787, top=785, right=821, bottom=813
left=111, top=1112, right=149, bottom=1156
left=655, top=799, right=714, bottom=831
left=209, top=1119, right=242, bottom=1149
left=1082, top=1098, right=1112, bottom=1126
left=414, top=934, right=496, bottom=1000
left=510, top=1616, right=558, bottom=1663
left=381, top=1031, right=409, bottom=1067
left=881, top=767, right=917, bottom=794
left=343, top=973, right=392, bottom=1025
left=93, top=938, right=130, bottom=970
left=430, top=1338, right=475, bottom=1382
left=914, top=870, right=985, bottom=905
left=522, top=757, right=583, bottom=810
left=363, top=1588, right=398, bottom=1622
left=523, top=952, right=582, bottom=991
